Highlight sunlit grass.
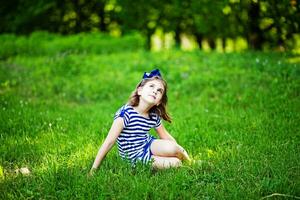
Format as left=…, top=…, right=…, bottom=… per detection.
left=0, top=33, right=299, bottom=199
left=151, top=32, right=249, bottom=52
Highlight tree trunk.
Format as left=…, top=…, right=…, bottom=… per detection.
left=97, top=1, right=107, bottom=32
left=207, top=38, right=216, bottom=50
left=55, top=1, right=66, bottom=34
left=145, top=29, right=155, bottom=50
left=146, top=32, right=151, bottom=50
left=174, top=25, right=181, bottom=49
left=195, top=33, right=203, bottom=49
left=222, top=38, right=226, bottom=51
left=73, top=0, right=82, bottom=33
left=248, top=1, right=264, bottom=50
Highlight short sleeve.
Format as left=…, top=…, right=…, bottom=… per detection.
left=114, top=105, right=130, bottom=127
left=155, top=115, right=162, bottom=128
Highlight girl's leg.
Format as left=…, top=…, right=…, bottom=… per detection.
left=152, top=155, right=182, bottom=169
left=150, top=139, right=190, bottom=161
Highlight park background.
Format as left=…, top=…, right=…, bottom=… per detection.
left=1, top=0, right=299, bottom=199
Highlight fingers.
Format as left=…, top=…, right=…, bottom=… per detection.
left=88, top=168, right=96, bottom=178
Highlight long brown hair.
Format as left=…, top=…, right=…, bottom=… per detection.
left=128, top=76, right=172, bottom=123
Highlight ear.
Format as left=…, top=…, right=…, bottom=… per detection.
left=137, top=87, right=142, bottom=95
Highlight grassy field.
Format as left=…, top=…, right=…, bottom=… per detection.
left=0, top=32, right=299, bottom=199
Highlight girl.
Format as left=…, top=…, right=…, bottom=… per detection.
left=89, top=69, right=190, bottom=174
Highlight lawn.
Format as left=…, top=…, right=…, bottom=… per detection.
left=0, top=32, right=299, bottom=199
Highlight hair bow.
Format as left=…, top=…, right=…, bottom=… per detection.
left=143, top=69, right=161, bottom=79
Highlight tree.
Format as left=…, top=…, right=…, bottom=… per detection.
left=0, top=0, right=57, bottom=34
left=117, top=0, right=162, bottom=49
left=260, top=0, right=300, bottom=49
left=190, top=0, right=227, bottom=49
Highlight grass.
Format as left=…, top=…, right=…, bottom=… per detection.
left=0, top=32, right=299, bottom=199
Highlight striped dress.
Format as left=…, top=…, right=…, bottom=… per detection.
left=114, top=104, right=161, bottom=165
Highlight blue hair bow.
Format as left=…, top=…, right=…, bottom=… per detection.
left=143, top=69, right=161, bottom=79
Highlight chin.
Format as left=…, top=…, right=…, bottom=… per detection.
left=142, top=97, right=153, bottom=103
left=147, top=101, right=156, bottom=105
left=146, top=100, right=157, bottom=106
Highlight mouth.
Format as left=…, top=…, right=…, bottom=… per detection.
left=149, top=95, right=156, bottom=100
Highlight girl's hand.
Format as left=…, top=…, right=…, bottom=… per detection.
left=88, top=168, right=96, bottom=177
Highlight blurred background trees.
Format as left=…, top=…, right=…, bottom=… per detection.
left=1, top=0, right=299, bottom=51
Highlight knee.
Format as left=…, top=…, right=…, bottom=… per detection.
left=168, top=142, right=182, bottom=155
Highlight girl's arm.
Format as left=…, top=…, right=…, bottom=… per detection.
left=155, top=123, right=177, bottom=142
left=89, top=118, right=124, bottom=173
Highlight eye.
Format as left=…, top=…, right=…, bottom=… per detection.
left=157, top=88, right=163, bottom=94
left=149, top=84, right=154, bottom=88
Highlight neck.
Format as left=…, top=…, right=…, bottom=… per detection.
left=134, top=101, right=153, bottom=116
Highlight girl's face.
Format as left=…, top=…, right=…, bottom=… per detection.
left=138, top=79, right=165, bottom=106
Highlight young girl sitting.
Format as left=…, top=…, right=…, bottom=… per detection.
left=89, top=69, right=190, bottom=174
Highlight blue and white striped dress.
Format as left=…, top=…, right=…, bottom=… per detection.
left=114, top=104, right=161, bottom=165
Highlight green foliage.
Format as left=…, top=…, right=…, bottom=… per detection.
left=0, top=33, right=300, bottom=199
left=1, top=0, right=299, bottom=50
left=0, top=31, right=144, bottom=59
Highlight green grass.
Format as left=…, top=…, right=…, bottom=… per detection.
left=0, top=32, right=300, bottom=199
